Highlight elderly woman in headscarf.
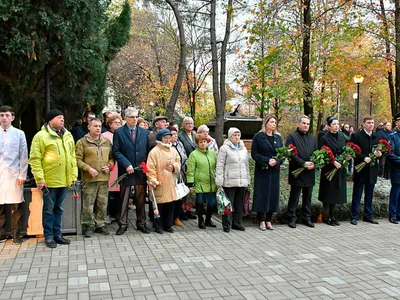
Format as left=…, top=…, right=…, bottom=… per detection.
left=216, top=127, right=250, bottom=233
left=146, top=128, right=181, bottom=234
left=197, top=124, right=218, bottom=153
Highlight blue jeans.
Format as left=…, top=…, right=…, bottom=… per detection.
left=351, top=182, right=374, bottom=220
left=195, top=192, right=216, bottom=207
left=42, top=187, right=68, bottom=239
left=389, top=183, right=400, bottom=219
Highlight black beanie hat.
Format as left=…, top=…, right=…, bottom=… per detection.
left=46, top=109, right=63, bottom=123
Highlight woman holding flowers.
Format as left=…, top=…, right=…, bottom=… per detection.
left=350, top=116, right=382, bottom=225
left=318, top=116, right=347, bottom=226
left=216, top=127, right=250, bottom=233
left=251, top=115, right=283, bottom=231
left=146, top=129, right=181, bottom=234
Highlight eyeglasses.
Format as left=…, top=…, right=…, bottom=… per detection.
left=112, top=121, right=122, bottom=125
left=184, top=123, right=194, bottom=126
left=126, top=116, right=139, bottom=119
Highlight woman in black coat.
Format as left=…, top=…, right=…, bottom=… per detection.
left=251, top=115, right=283, bottom=231
left=318, top=116, right=347, bottom=226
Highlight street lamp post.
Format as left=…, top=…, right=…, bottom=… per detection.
left=353, top=93, right=358, bottom=128
left=353, top=75, right=364, bottom=129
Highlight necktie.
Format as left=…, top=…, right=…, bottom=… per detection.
left=131, top=128, right=136, bottom=144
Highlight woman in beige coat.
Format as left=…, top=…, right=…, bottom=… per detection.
left=147, top=129, right=181, bottom=234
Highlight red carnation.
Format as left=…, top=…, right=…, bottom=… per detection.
left=109, top=163, right=115, bottom=171
left=140, top=162, right=148, bottom=173
left=207, top=137, right=211, bottom=143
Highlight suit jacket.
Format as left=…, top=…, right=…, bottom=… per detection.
left=286, top=129, right=316, bottom=187
left=350, top=130, right=379, bottom=185
left=112, top=124, right=150, bottom=185
left=179, top=131, right=196, bottom=156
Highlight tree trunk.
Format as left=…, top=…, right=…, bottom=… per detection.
left=379, top=0, right=396, bottom=116
left=301, top=0, right=313, bottom=132
left=394, top=0, right=400, bottom=114
left=210, top=0, right=221, bottom=142
left=212, top=0, right=233, bottom=147
left=165, top=0, right=186, bottom=121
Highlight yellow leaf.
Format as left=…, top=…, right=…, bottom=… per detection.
left=268, top=46, right=275, bottom=54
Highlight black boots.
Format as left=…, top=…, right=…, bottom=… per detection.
left=205, top=206, right=216, bottom=228
left=196, top=203, right=206, bottom=229
left=196, top=204, right=217, bottom=229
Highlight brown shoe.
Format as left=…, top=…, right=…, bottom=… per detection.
left=174, top=218, right=183, bottom=226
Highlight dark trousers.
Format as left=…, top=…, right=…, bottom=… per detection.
left=287, top=185, right=312, bottom=222
left=389, top=183, right=400, bottom=219
left=158, top=201, right=174, bottom=230
left=257, top=211, right=273, bottom=222
left=0, top=204, right=22, bottom=236
left=222, top=187, right=245, bottom=229
left=351, top=181, right=375, bottom=220
left=379, top=157, right=390, bottom=179
left=173, top=199, right=185, bottom=219
left=119, top=185, right=146, bottom=228
left=43, top=187, right=68, bottom=238
left=323, top=203, right=336, bottom=220
left=107, top=191, right=120, bottom=218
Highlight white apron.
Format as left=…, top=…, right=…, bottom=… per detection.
left=0, top=126, right=28, bottom=204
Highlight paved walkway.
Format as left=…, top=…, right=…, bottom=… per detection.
left=1, top=214, right=400, bottom=300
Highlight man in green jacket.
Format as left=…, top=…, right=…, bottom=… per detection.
left=76, top=118, right=113, bottom=238
left=29, top=109, right=78, bottom=248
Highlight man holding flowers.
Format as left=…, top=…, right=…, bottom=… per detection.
left=350, top=116, right=381, bottom=225
left=76, top=118, right=114, bottom=237
left=285, top=115, right=316, bottom=229
left=113, top=107, right=151, bottom=235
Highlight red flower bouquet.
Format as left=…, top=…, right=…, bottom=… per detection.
left=110, top=162, right=148, bottom=188
left=325, top=142, right=360, bottom=181
left=292, top=145, right=334, bottom=178
left=355, top=139, right=391, bottom=173
left=274, top=144, right=298, bottom=161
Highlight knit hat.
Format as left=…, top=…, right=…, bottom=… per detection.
left=156, top=128, right=172, bottom=141
left=228, top=127, right=241, bottom=138
left=45, top=109, right=63, bottom=123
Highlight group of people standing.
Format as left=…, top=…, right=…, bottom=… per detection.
left=1, top=103, right=400, bottom=248
left=252, top=113, right=400, bottom=231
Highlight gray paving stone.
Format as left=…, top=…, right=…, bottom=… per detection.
left=1, top=218, right=400, bottom=299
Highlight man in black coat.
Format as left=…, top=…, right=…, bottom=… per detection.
left=286, top=115, right=316, bottom=228
left=350, top=116, right=382, bottom=225
left=71, top=111, right=96, bottom=143
left=113, top=107, right=151, bottom=235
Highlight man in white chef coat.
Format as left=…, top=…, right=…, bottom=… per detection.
left=0, top=106, right=28, bottom=245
